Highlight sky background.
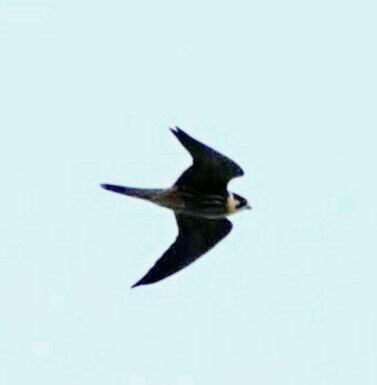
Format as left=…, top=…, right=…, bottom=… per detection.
left=1, top=0, right=376, bottom=384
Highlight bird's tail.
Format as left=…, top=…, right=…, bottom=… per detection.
left=100, top=184, right=167, bottom=202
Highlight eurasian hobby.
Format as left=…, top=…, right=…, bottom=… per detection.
left=101, top=127, right=250, bottom=287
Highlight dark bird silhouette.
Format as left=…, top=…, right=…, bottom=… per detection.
left=101, top=127, right=250, bottom=287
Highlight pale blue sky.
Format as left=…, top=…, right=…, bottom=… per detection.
left=1, top=0, right=376, bottom=384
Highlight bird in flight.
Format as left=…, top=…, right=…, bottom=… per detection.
left=101, top=127, right=250, bottom=288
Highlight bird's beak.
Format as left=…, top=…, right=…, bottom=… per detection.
left=246, top=204, right=252, bottom=210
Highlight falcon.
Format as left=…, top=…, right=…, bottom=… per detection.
left=101, top=127, right=250, bottom=287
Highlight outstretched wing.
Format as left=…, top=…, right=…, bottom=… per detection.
left=171, top=127, right=244, bottom=194
left=132, top=215, right=233, bottom=287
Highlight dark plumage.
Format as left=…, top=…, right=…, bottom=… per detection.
left=101, top=127, right=250, bottom=287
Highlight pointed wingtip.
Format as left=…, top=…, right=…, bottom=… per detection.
left=131, top=279, right=145, bottom=289
left=131, top=273, right=158, bottom=288
left=170, top=126, right=185, bottom=134
left=170, top=126, right=191, bottom=142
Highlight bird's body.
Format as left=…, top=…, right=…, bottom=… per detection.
left=102, top=185, right=245, bottom=219
left=101, top=127, right=250, bottom=287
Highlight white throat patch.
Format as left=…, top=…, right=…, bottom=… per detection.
left=227, top=192, right=240, bottom=213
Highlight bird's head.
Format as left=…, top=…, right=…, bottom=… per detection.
left=228, top=192, right=251, bottom=214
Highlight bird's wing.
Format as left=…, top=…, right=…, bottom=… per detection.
left=171, top=127, right=244, bottom=194
left=131, top=214, right=233, bottom=287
